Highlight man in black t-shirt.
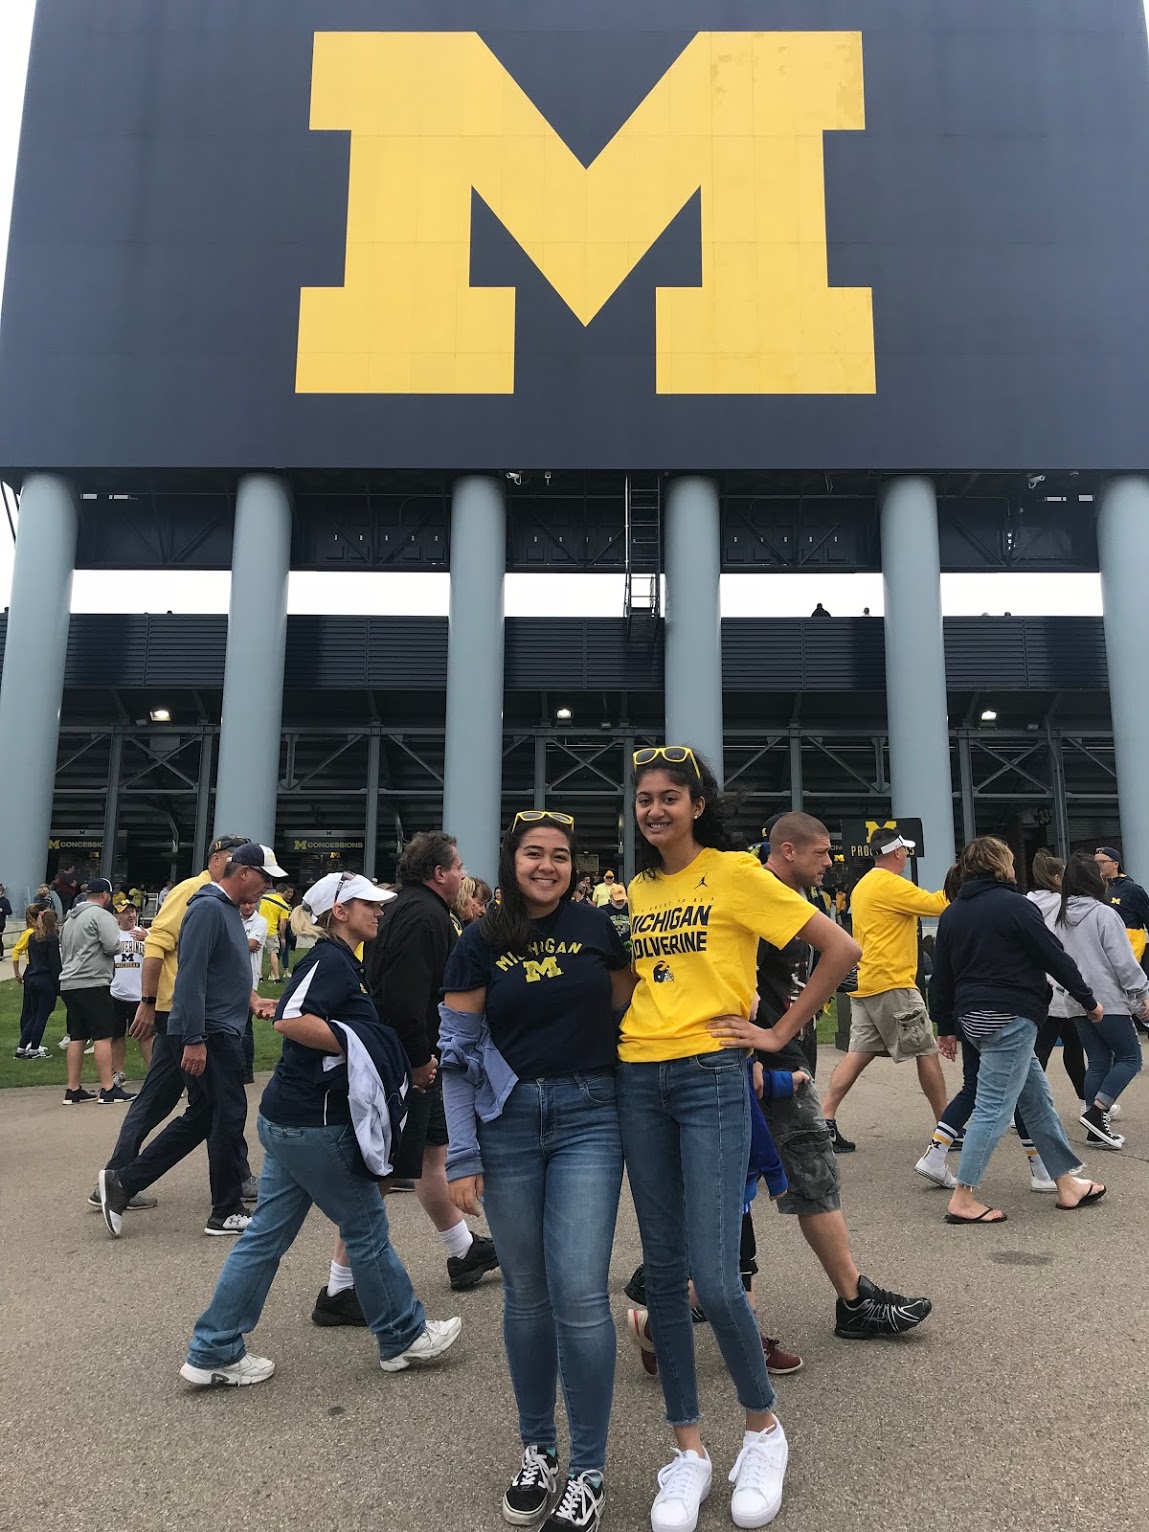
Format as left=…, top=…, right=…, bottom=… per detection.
left=756, top=814, right=933, bottom=1341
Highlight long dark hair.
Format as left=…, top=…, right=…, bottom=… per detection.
left=1057, top=850, right=1107, bottom=926
left=1032, top=847, right=1064, bottom=893
left=634, top=746, right=743, bottom=877
left=479, top=815, right=577, bottom=957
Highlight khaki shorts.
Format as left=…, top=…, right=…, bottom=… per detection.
left=849, top=988, right=937, bottom=1062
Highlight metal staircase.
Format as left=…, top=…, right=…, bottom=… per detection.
left=624, top=474, right=662, bottom=638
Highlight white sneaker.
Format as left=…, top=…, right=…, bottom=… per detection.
left=204, top=1212, right=252, bottom=1236
left=1107, top=1101, right=1122, bottom=1121
left=729, top=1422, right=788, bottom=1529
left=379, top=1317, right=462, bottom=1372
left=180, top=1353, right=275, bottom=1388
left=650, top=1449, right=711, bottom=1532
left=58, top=1036, right=69, bottom=1050
left=914, top=1145, right=956, bottom=1189
left=1028, top=1154, right=1057, bottom=1192
left=30, top=1046, right=50, bottom=1059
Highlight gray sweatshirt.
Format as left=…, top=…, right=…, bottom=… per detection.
left=58, top=901, right=121, bottom=990
left=167, top=882, right=253, bottom=1044
left=1028, top=890, right=1149, bottom=1019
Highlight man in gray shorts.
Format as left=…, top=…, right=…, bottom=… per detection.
left=756, top=813, right=932, bottom=1340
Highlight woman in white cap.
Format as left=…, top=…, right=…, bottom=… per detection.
left=180, top=870, right=462, bottom=1388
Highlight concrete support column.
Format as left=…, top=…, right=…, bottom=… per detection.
left=213, top=475, right=291, bottom=845
left=0, top=474, right=78, bottom=907
left=664, top=476, right=724, bottom=783
left=880, top=476, right=955, bottom=890
left=443, top=476, right=506, bottom=881
left=1098, top=476, right=1149, bottom=878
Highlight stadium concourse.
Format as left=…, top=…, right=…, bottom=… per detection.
left=4, top=1052, right=1147, bottom=1532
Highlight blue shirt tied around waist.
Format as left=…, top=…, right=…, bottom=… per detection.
left=438, top=1002, right=518, bottom=1181
left=748, top=1060, right=792, bottom=1207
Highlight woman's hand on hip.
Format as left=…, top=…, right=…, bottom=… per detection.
left=449, top=1175, right=484, bottom=1216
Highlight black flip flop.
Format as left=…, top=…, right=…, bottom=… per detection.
left=1056, top=1182, right=1106, bottom=1211
left=944, top=1208, right=1008, bottom=1225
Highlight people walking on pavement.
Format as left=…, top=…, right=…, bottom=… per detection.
left=441, top=809, right=631, bottom=1532
left=90, top=834, right=269, bottom=1214
left=59, top=878, right=134, bottom=1105
left=180, top=869, right=461, bottom=1389
left=98, top=843, right=286, bottom=1238
left=928, top=837, right=1108, bottom=1224
left=1042, top=852, right=1147, bottom=1151
left=1025, top=850, right=1089, bottom=1107
left=14, top=905, right=61, bottom=1059
left=819, top=828, right=950, bottom=1151
left=620, top=745, right=858, bottom=1532
left=756, top=814, right=934, bottom=1338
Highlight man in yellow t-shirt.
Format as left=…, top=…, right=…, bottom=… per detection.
left=258, top=887, right=292, bottom=980
left=820, top=829, right=949, bottom=1151
left=592, top=869, right=617, bottom=907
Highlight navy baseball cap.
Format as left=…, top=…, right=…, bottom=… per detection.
left=230, top=842, right=288, bottom=879
left=1096, top=846, right=1122, bottom=863
left=87, top=878, right=113, bottom=895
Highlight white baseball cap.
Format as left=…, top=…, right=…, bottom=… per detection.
left=302, top=872, right=396, bottom=918
left=876, top=834, right=916, bottom=856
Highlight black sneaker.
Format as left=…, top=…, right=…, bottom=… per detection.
left=311, top=1286, right=366, bottom=1327
left=98, top=1167, right=132, bottom=1237
left=827, top=1119, right=856, bottom=1153
left=63, top=1087, right=97, bottom=1105
left=623, top=1264, right=647, bottom=1305
left=98, top=1085, right=137, bottom=1104
left=542, top=1472, right=605, bottom=1532
left=87, top=1186, right=157, bottom=1210
left=503, top=1445, right=559, bottom=1525
left=448, top=1233, right=499, bottom=1291
left=1080, top=1104, right=1124, bottom=1150
left=834, top=1275, right=932, bottom=1339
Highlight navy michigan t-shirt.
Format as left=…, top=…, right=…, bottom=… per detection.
left=442, top=901, right=630, bottom=1078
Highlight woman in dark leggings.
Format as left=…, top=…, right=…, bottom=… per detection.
left=914, top=866, right=1070, bottom=1194
left=1026, top=849, right=1088, bottom=1107
left=14, top=907, right=62, bottom=1058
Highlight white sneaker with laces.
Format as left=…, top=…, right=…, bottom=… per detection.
left=203, top=1211, right=252, bottom=1236
left=379, top=1317, right=462, bottom=1372
left=914, top=1144, right=956, bottom=1189
left=650, top=1449, right=711, bottom=1532
left=729, top=1421, right=788, bottom=1529
left=180, top=1352, right=275, bottom=1388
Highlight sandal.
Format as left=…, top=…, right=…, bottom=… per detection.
left=944, top=1207, right=1007, bottom=1225
left=1055, top=1181, right=1106, bottom=1211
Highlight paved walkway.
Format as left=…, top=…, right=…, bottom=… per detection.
left=2, top=1049, right=1146, bottom=1532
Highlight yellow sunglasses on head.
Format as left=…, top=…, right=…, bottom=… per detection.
left=632, top=745, right=702, bottom=781
left=510, top=810, right=575, bottom=832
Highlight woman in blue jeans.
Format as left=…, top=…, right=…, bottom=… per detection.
left=622, top=747, right=858, bottom=1532
left=442, top=810, right=633, bottom=1532
left=929, top=836, right=1108, bottom=1224
left=181, top=871, right=462, bottom=1388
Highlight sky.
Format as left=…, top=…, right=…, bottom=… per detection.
left=1, top=2, right=1145, bottom=619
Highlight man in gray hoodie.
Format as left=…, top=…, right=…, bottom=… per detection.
left=60, top=878, right=135, bottom=1105
left=99, top=843, right=286, bottom=1237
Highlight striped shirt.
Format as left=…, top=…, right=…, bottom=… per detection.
left=960, top=1010, right=1016, bottom=1042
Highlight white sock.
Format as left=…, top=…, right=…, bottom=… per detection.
left=1030, top=1154, right=1052, bottom=1181
left=440, top=1221, right=474, bottom=1260
left=327, top=1260, right=354, bottom=1297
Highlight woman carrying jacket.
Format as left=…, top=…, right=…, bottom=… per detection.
left=929, top=836, right=1107, bottom=1224
left=181, top=870, right=461, bottom=1388
left=1037, top=852, right=1147, bottom=1150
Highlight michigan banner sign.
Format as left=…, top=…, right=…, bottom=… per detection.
left=0, top=0, right=1147, bottom=470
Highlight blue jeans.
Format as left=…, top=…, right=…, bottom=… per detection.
left=1075, top=1013, right=1142, bottom=1108
left=955, top=1018, right=1080, bottom=1188
left=478, top=1075, right=622, bottom=1473
left=939, top=1027, right=1029, bottom=1140
left=618, top=1050, right=775, bottom=1426
left=187, top=1115, right=425, bottom=1368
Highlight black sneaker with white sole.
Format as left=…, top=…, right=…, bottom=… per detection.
left=448, top=1233, right=500, bottom=1290
left=63, top=1087, right=97, bottom=1105
left=834, top=1275, right=932, bottom=1339
left=204, top=1211, right=252, bottom=1236
left=311, top=1286, right=366, bottom=1327
left=503, top=1445, right=560, bottom=1525
left=826, top=1119, right=856, bottom=1153
left=98, top=1167, right=132, bottom=1236
left=1080, top=1104, right=1124, bottom=1150
left=542, top=1472, right=605, bottom=1532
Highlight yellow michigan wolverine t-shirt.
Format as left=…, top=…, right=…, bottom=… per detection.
left=620, top=848, right=815, bottom=1064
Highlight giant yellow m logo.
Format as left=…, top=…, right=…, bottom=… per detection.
left=296, top=32, right=873, bottom=396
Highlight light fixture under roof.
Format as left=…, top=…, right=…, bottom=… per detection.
left=555, top=707, right=573, bottom=722
left=980, top=709, right=998, bottom=723
left=149, top=707, right=171, bottom=722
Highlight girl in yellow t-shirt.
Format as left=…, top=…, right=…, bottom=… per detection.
left=620, top=745, right=857, bottom=1532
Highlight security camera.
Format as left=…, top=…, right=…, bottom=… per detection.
left=1027, top=474, right=1045, bottom=490
left=505, top=471, right=522, bottom=486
